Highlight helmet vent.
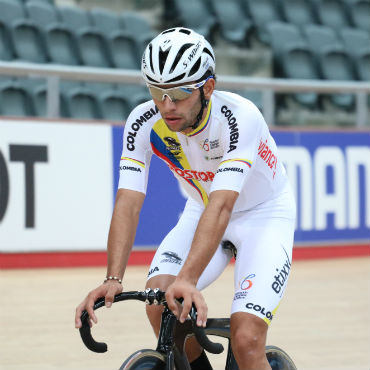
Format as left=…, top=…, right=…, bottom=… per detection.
left=159, top=47, right=171, bottom=74
left=148, top=43, right=155, bottom=73
left=179, top=28, right=191, bottom=35
left=166, top=73, right=186, bottom=83
left=204, top=47, right=215, bottom=61
left=169, top=43, right=193, bottom=73
left=188, top=57, right=201, bottom=77
left=161, top=28, right=175, bottom=35
left=145, top=74, right=159, bottom=83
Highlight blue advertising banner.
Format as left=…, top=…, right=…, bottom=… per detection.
left=112, top=127, right=370, bottom=248
left=275, top=131, right=370, bottom=245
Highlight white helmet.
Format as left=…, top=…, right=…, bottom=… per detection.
left=141, top=27, right=215, bottom=85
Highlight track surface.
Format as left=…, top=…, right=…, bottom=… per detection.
left=0, top=257, right=369, bottom=370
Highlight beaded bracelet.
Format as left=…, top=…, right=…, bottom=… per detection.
left=104, top=276, right=122, bottom=284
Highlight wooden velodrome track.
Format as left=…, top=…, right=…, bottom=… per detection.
left=1, top=256, right=369, bottom=370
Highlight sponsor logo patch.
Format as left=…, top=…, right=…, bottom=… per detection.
left=245, top=302, right=273, bottom=321
left=221, top=105, right=239, bottom=153
left=160, top=251, right=182, bottom=265
left=168, top=165, right=215, bottom=182
left=239, top=274, right=256, bottom=290
left=126, top=106, right=159, bottom=151
left=258, top=138, right=278, bottom=178
left=271, top=246, right=291, bottom=296
left=216, top=167, right=243, bottom=173
left=164, top=137, right=182, bottom=159
left=120, top=165, right=141, bottom=172
left=148, top=266, right=159, bottom=277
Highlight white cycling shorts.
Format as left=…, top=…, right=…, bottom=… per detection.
left=147, top=188, right=296, bottom=325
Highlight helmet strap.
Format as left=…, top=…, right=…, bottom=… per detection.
left=191, top=87, right=209, bottom=130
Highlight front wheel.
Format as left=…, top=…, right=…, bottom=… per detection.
left=119, top=349, right=166, bottom=370
left=265, top=345, right=297, bottom=370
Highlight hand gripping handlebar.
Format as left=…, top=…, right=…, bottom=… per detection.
left=79, top=289, right=224, bottom=354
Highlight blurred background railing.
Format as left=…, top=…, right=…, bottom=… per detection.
left=0, top=62, right=369, bottom=126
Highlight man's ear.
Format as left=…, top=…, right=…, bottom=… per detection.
left=204, top=78, right=215, bottom=100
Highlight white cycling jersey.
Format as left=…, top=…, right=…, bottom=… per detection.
left=119, top=90, right=296, bottom=323
left=119, top=90, right=290, bottom=213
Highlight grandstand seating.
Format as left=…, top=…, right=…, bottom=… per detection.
left=346, top=0, right=370, bottom=31
left=0, top=20, right=13, bottom=61
left=107, top=34, right=140, bottom=69
left=120, top=11, right=158, bottom=56
left=0, top=0, right=368, bottom=124
left=116, top=84, right=151, bottom=110
left=63, top=86, right=102, bottom=120
left=23, top=2, right=81, bottom=65
left=302, top=24, right=344, bottom=72
left=171, top=0, right=217, bottom=42
left=355, top=51, right=370, bottom=81
left=24, top=0, right=59, bottom=26
left=240, top=0, right=283, bottom=44
left=23, top=0, right=55, bottom=3
left=303, top=24, right=342, bottom=53
left=278, top=0, right=317, bottom=28
left=75, top=29, right=113, bottom=68
left=339, top=27, right=369, bottom=81
left=28, top=84, right=48, bottom=117
left=97, top=89, right=132, bottom=121
left=207, top=0, right=254, bottom=47
left=0, top=80, right=35, bottom=117
left=266, top=22, right=307, bottom=75
left=280, top=45, right=320, bottom=109
left=57, top=6, right=92, bottom=32
left=89, top=7, right=122, bottom=37
left=0, top=0, right=25, bottom=22
left=313, top=0, right=351, bottom=31
left=89, top=9, right=141, bottom=69
left=120, top=11, right=156, bottom=41
left=10, top=19, right=48, bottom=63
left=236, top=90, right=264, bottom=112
left=319, top=48, right=356, bottom=110
left=45, top=27, right=81, bottom=66
left=339, top=28, right=369, bottom=58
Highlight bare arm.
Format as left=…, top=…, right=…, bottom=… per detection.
left=75, top=188, right=145, bottom=328
left=106, top=188, right=146, bottom=280
left=166, top=189, right=239, bottom=325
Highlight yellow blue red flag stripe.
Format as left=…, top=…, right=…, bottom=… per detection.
left=121, top=157, right=145, bottom=168
left=150, top=119, right=209, bottom=205
left=219, top=158, right=252, bottom=168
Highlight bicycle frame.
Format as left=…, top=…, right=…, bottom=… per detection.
left=155, top=307, right=238, bottom=370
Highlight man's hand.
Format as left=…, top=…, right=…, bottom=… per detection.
left=165, top=278, right=207, bottom=327
left=74, top=281, right=123, bottom=329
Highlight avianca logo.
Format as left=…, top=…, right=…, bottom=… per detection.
left=258, top=138, right=277, bottom=178
left=168, top=164, right=215, bottom=182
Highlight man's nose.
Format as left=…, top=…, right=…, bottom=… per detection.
left=162, top=95, right=176, bottom=109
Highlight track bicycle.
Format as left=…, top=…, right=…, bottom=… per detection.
left=79, top=288, right=297, bottom=370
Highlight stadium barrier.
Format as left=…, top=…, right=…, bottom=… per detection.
left=0, top=118, right=369, bottom=268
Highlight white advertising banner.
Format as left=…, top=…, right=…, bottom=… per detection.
left=0, top=120, right=113, bottom=252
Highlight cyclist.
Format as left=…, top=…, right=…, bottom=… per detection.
left=75, top=27, right=296, bottom=370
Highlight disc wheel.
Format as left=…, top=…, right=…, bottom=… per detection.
left=119, top=349, right=166, bottom=370
left=265, top=345, right=297, bottom=370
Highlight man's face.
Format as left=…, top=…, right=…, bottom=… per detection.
left=150, top=79, right=215, bottom=134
